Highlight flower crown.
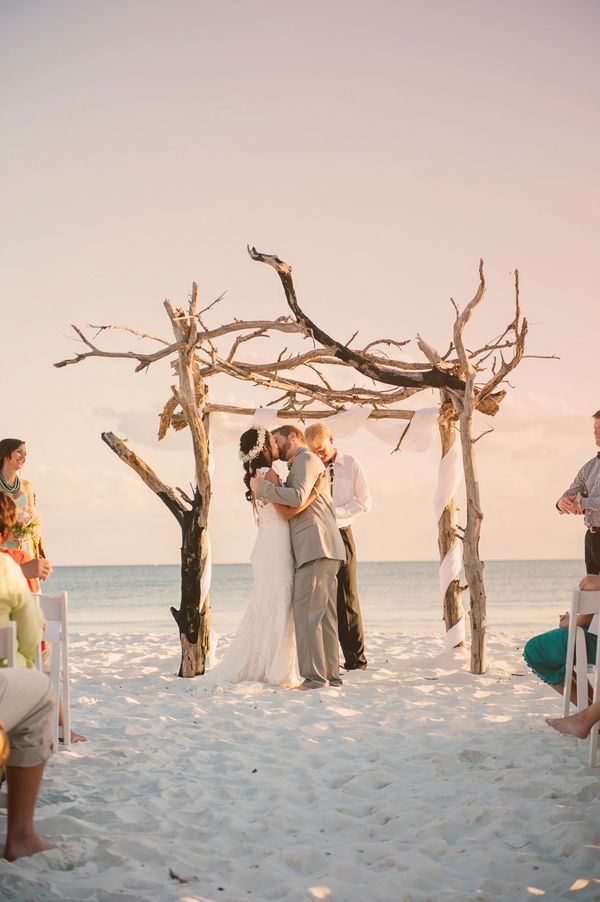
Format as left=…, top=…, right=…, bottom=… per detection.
left=239, top=425, right=268, bottom=464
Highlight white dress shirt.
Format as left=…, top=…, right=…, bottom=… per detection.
left=327, top=451, right=372, bottom=529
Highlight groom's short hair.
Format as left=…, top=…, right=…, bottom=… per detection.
left=272, top=425, right=305, bottom=444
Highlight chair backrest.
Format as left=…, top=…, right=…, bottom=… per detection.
left=32, top=591, right=70, bottom=750
left=572, top=590, right=600, bottom=635
left=572, top=589, right=600, bottom=616
left=0, top=621, right=17, bottom=667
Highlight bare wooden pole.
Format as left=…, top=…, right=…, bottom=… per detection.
left=452, top=262, right=488, bottom=673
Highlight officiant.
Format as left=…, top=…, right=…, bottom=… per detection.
left=305, top=423, right=371, bottom=672
left=555, top=409, right=600, bottom=575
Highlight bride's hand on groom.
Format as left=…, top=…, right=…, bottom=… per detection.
left=250, top=469, right=279, bottom=493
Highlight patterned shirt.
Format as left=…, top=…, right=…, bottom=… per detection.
left=560, top=454, right=600, bottom=528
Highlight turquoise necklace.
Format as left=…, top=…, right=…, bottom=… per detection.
left=0, top=472, right=21, bottom=494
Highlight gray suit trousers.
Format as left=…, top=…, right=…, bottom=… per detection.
left=292, top=557, right=340, bottom=686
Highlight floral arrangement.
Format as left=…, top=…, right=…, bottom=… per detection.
left=12, top=510, right=41, bottom=548
left=239, top=425, right=267, bottom=464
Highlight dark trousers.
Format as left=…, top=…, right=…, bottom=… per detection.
left=337, top=527, right=366, bottom=667
left=585, top=530, right=600, bottom=575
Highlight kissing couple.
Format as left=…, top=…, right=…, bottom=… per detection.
left=211, top=424, right=346, bottom=690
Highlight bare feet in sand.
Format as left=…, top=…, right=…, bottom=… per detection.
left=4, top=831, right=51, bottom=862
left=545, top=712, right=591, bottom=739
left=59, top=728, right=87, bottom=744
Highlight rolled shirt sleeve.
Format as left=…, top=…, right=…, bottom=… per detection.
left=334, top=455, right=372, bottom=529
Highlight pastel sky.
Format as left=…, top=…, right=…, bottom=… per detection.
left=2, top=0, right=599, bottom=566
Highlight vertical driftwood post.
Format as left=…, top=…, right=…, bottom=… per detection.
left=437, top=395, right=465, bottom=645
left=452, top=263, right=488, bottom=674
left=164, top=285, right=212, bottom=677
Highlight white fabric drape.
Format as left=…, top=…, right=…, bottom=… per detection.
left=433, top=437, right=465, bottom=650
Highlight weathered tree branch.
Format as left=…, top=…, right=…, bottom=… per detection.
left=247, top=246, right=466, bottom=391
left=101, top=431, right=186, bottom=524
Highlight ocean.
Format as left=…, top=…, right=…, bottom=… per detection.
left=42, top=560, right=584, bottom=638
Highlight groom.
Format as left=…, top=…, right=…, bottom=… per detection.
left=251, top=425, right=346, bottom=690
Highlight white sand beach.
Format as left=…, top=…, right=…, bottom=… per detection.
left=1, top=631, right=599, bottom=902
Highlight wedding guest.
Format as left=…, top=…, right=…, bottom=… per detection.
left=0, top=438, right=44, bottom=592
left=0, top=667, right=55, bottom=860
left=555, top=410, right=600, bottom=574
left=0, top=542, right=52, bottom=592
left=0, top=495, right=45, bottom=669
left=523, top=574, right=599, bottom=704
left=0, top=494, right=85, bottom=742
left=305, top=423, right=371, bottom=671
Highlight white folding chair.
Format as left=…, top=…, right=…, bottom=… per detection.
left=33, top=593, right=71, bottom=751
left=0, top=622, right=17, bottom=668
left=563, top=589, right=600, bottom=767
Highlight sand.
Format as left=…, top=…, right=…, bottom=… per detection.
left=1, top=631, right=599, bottom=902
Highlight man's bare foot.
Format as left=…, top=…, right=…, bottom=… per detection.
left=3, top=831, right=51, bottom=862
left=545, top=712, right=591, bottom=739
left=60, top=729, right=87, bottom=744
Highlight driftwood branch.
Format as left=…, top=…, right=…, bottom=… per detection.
left=203, top=403, right=414, bottom=421
left=247, top=246, right=466, bottom=392
left=101, top=431, right=186, bottom=524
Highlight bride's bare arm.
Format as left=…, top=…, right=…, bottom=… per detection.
left=273, top=471, right=327, bottom=520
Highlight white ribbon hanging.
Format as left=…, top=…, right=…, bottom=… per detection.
left=433, top=439, right=463, bottom=522
left=363, top=406, right=438, bottom=450
left=431, top=436, right=466, bottom=650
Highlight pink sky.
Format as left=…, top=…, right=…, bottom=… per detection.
left=1, top=1, right=599, bottom=564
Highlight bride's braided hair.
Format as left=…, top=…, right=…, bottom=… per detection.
left=240, top=427, right=274, bottom=502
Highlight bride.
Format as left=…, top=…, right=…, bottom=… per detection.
left=211, top=425, right=325, bottom=687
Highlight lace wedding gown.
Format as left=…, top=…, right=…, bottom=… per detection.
left=211, top=486, right=300, bottom=687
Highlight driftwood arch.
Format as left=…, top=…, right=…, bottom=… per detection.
left=56, top=249, right=549, bottom=677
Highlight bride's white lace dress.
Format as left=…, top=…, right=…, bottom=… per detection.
left=211, top=487, right=300, bottom=687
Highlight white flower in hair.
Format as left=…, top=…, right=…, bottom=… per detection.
left=239, top=425, right=268, bottom=464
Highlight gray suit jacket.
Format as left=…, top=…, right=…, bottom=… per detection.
left=256, top=447, right=346, bottom=570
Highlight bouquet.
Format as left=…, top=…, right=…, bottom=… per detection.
left=12, top=510, right=41, bottom=549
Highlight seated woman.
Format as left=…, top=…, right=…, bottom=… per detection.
left=0, top=495, right=44, bottom=669
left=0, top=494, right=86, bottom=742
left=0, top=668, right=55, bottom=860
left=523, top=574, right=599, bottom=705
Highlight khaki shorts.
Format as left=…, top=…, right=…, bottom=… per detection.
left=0, top=668, right=55, bottom=766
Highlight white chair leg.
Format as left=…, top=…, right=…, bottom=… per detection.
left=589, top=658, right=600, bottom=768
left=564, top=593, right=579, bottom=716
left=61, top=628, right=71, bottom=750
left=576, top=628, right=589, bottom=713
